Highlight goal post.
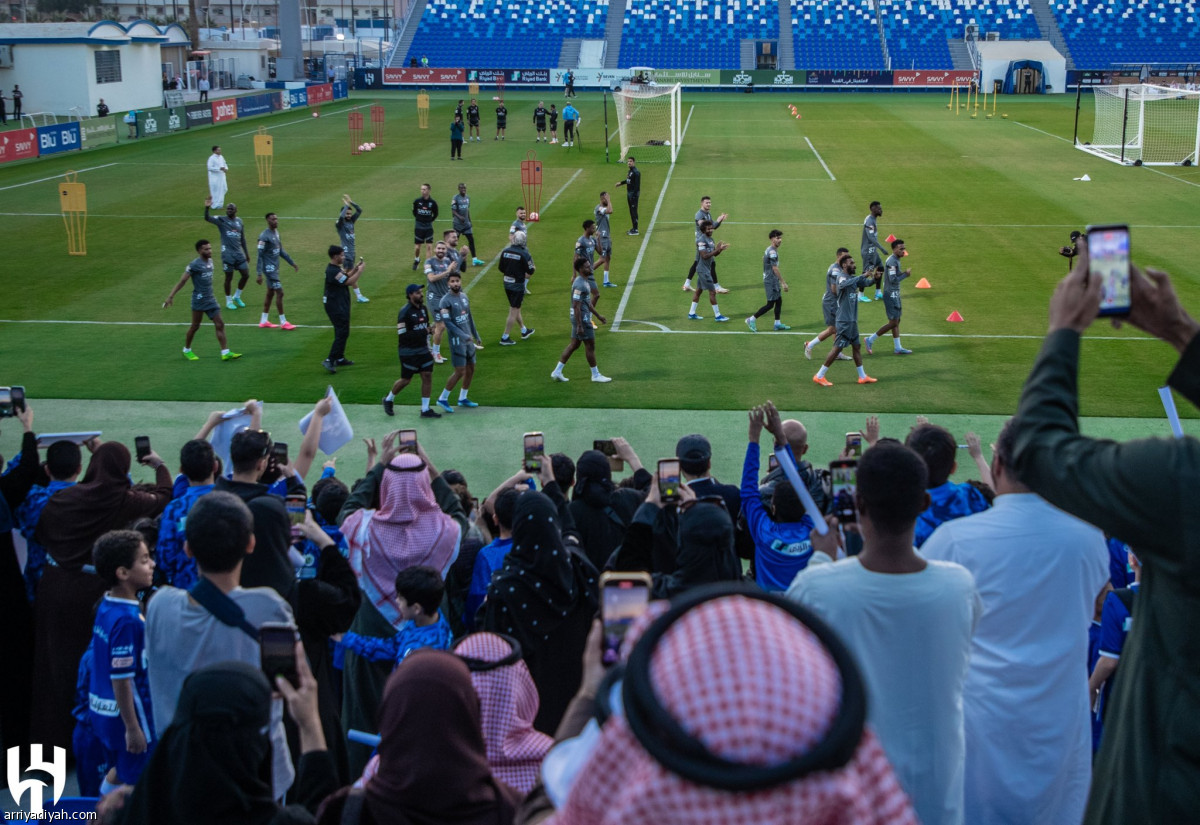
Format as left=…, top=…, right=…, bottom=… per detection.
left=1078, top=84, right=1200, bottom=166
left=611, top=82, right=682, bottom=164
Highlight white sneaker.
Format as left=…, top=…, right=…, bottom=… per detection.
left=591, top=373, right=612, bottom=383
left=552, top=372, right=569, bottom=382
left=804, top=344, right=813, bottom=360
left=715, top=285, right=730, bottom=294
left=356, top=294, right=370, bottom=303
left=837, top=353, right=853, bottom=361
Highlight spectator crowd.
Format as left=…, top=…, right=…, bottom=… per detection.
left=0, top=249, right=1197, bottom=824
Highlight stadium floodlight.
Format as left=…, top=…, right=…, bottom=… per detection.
left=611, top=82, right=682, bottom=164
left=1077, top=84, right=1200, bottom=166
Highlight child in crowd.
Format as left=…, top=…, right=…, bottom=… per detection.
left=88, top=530, right=157, bottom=794
left=333, top=566, right=452, bottom=668
left=71, top=649, right=109, bottom=797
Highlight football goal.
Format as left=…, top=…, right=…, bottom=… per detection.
left=611, top=81, right=682, bottom=164
left=1078, top=84, right=1200, bottom=166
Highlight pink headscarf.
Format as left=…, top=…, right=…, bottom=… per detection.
left=548, top=595, right=917, bottom=825
left=343, top=454, right=460, bottom=628
left=454, top=633, right=554, bottom=793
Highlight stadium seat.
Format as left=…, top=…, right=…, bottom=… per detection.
left=404, top=0, right=609, bottom=68
left=878, top=0, right=1040, bottom=69
left=617, top=0, right=779, bottom=69
left=791, top=0, right=887, bottom=69
left=1052, top=0, right=1200, bottom=68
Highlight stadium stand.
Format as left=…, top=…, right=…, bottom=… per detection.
left=791, top=0, right=886, bottom=70
left=879, top=0, right=1041, bottom=69
left=404, top=0, right=609, bottom=69
left=617, top=0, right=780, bottom=69
left=1051, top=0, right=1200, bottom=69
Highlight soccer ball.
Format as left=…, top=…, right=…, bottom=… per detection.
left=357, top=144, right=365, bottom=152
left=369, top=142, right=376, bottom=149
left=663, top=140, right=671, bottom=146
left=625, top=114, right=632, bottom=120
left=312, top=111, right=319, bottom=118
left=530, top=212, right=540, bottom=222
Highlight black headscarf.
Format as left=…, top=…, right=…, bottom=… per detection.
left=654, top=500, right=743, bottom=599
left=118, top=662, right=304, bottom=825
left=483, top=492, right=598, bottom=654
left=573, top=451, right=614, bottom=508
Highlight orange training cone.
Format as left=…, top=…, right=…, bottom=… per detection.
left=946, top=310, right=964, bottom=322
left=915, top=277, right=931, bottom=289
left=885, top=234, right=896, bottom=243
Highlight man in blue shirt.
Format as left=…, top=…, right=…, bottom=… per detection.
left=466, top=488, right=520, bottom=628
left=742, top=405, right=814, bottom=591
left=562, top=103, right=579, bottom=147
left=156, top=439, right=218, bottom=590
left=16, top=440, right=82, bottom=601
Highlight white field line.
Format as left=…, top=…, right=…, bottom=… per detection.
left=804, top=137, right=836, bottom=180
left=0, top=163, right=119, bottom=192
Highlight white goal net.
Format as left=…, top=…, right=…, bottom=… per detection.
left=612, top=82, right=682, bottom=164
left=1080, top=84, right=1200, bottom=166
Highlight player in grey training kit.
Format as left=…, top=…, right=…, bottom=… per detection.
left=256, top=212, right=298, bottom=329
left=865, top=238, right=914, bottom=355
left=686, top=221, right=730, bottom=322
left=203, top=196, right=250, bottom=311
left=425, top=240, right=459, bottom=364
left=163, top=239, right=240, bottom=361
left=683, top=196, right=729, bottom=292
left=551, top=258, right=612, bottom=383
left=594, top=191, right=616, bottom=287
left=574, top=220, right=601, bottom=323
left=805, top=247, right=854, bottom=362
left=436, top=273, right=483, bottom=413
left=336, top=194, right=369, bottom=303
left=813, top=254, right=878, bottom=386
left=452, top=183, right=485, bottom=265
left=745, top=229, right=790, bottom=332
left=860, top=200, right=889, bottom=302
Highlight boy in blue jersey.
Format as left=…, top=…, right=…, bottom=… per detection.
left=466, top=488, right=520, bottom=629
left=741, top=404, right=815, bottom=591
left=1090, top=550, right=1141, bottom=744
left=156, top=439, right=218, bottom=589
left=905, top=423, right=991, bottom=548
left=89, top=530, right=157, bottom=794
left=16, top=439, right=82, bottom=601
left=333, top=565, right=452, bottom=668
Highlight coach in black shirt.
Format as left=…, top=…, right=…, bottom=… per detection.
left=383, top=284, right=442, bottom=418
left=616, top=156, right=641, bottom=235
left=322, top=245, right=366, bottom=374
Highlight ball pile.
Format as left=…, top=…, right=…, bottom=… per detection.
left=356, top=143, right=377, bottom=153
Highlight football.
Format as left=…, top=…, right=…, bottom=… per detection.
left=530, top=212, right=540, bottom=222
left=312, top=111, right=319, bottom=118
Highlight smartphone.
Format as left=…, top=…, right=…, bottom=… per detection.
left=594, top=439, right=624, bottom=471
left=134, top=435, right=151, bottom=461
left=657, top=458, right=681, bottom=503
left=259, top=622, right=300, bottom=688
left=767, top=453, right=779, bottom=472
left=0, top=388, right=11, bottom=418
left=10, top=386, right=25, bottom=414
left=523, top=432, right=545, bottom=473
left=829, top=459, right=858, bottom=523
left=272, top=441, right=289, bottom=466
left=1086, top=224, right=1131, bottom=317
left=398, top=429, right=418, bottom=455
left=600, top=572, right=652, bottom=667
left=845, top=432, right=862, bottom=457
left=285, top=493, right=308, bottom=527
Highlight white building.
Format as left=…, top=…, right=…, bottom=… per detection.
left=0, top=21, right=178, bottom=115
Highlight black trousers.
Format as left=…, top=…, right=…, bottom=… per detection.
left=628, top=194, right=639, bottom=230
left=461, top=232, right=476, bottom=256
left=451, top=139, right=463, bottom=158
left=326, top=310, right=350, bottom=361
left=564, top=121, right=575, bottom=140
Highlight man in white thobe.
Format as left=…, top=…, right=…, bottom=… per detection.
left=922, top=419, right=1108, bottom=825
left=207, top=145, right=228, bottom=208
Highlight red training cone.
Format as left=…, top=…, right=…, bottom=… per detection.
left=915, top=277, right=931, bottom=289
left=885, top=234, right=896, bottom=243
left=946, top=311, right=964, bottom=322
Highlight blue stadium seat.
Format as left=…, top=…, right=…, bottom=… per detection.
left=404, top=0, right=609, bottom=68
left=1052, top=0, right=1200, bottom=68
left=791, top=0, right=886, bottom=69
left=617, top=0, right=779, bottom=69
left=878, top=0, right=1040, bottom=69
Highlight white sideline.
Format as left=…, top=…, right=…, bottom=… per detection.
left=805, top=137, right=836, bottom=181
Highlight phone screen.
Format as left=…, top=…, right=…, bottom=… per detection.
left=0, top=388, right=11, bottom=418
left=601, top=573, right=651, bottom=667
left=657, top=459, right=681, bottom=502
left=830, top=460, right=858, bottom=523
left=286, top=494, right=307, bottom=527
left=768, top=453, right=779, bottom=472
left=398, top=429, right=418, bottom=455
left=135, top=436, right=151, bottom=461
left=593, top=439, right=617, bottom=457
left=845, top=432, right=862, bottom=457
left=10, top=386, right=25, bottom=413
left=259, top=624, right=299, bottom=688
left=523, top=432, right=544, bottom=473
left=272, top=441, right=289, bottom=466
left=1087, top=225, right=1131, bottom=316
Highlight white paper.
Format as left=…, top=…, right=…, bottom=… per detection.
left=210, top=402, right=261, bottom=470
left=299, top=386, right=354, bottom=455
left=1159, top=386, right=1185, bottom=438
left=34, top=431, right=102, bottom=448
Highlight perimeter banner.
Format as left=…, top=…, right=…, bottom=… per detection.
left=383, top=67, right=466, bottom=84
left=0, top=128, right=37, bottom=162
left=807, top=70, right=893, bottom=86
left=892, top=70, right=977, bottom=87
left=37, top=122, right=81, bottom=155
left=721, top=69, right=807, bottom=87
left=80, top=117, right=119, bottom=149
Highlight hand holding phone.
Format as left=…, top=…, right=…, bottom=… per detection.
left=523, top=432, right=545, bottom=473
left=10, top=386, right=26, bottom=414
left=272, top=441, right=289, bottom=466
left=600, top=572, right=652, bottom=667
left=657, top=459, right=681, bottom=503
left=1086, top=224, right=1131, bottom=317
left=135, top=435, right=152, bottom=462
left=845, top=432, right=862, bottom=457
left=260, top=623, right=301, bottom=688
left=398, top=429, right=418, bottom=455
left=829, top=459, right=858, bottom=523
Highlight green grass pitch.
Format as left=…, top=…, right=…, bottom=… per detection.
left=1, top=89, right=1198, bottom=423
